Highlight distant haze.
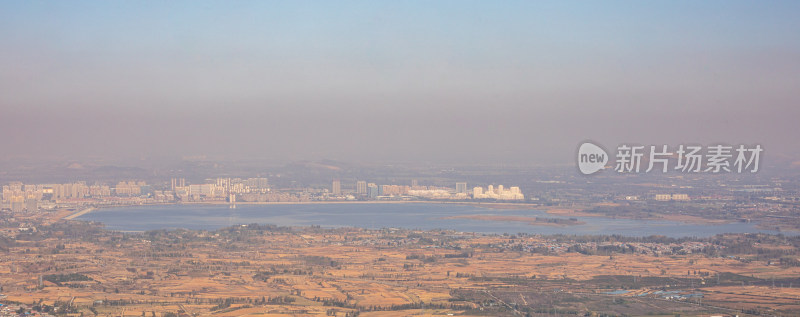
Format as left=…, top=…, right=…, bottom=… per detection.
left=2, top=1, right=799, bottom=165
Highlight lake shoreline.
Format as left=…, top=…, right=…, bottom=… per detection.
left=65, top=200, right=737, bottom=227
left=68, top=202, right=788, bottom=238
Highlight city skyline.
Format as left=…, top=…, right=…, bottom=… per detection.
left=0, top=176, right=529, bottom=214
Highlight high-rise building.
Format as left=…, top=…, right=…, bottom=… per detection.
left=52, top=184, right=64, bottom=200
left=471, top=185, right=524, bottom=200
left=10, top=196, right=24, bottom=213
left=411, top=179, right=418, bottom=187
left=380, top=185, right=408, bottom=196
left=332, top=180, right=341, bottom=195
left=2, top=182, right=23, bottom=201
left=245, top=178, right=269, bottom=189
left=171, top=178, right=186, bottom=190
left=89, top=185, right=111, bottom=197
left=356, top=181, right=367, bottom=195
left=115, top=181, right=142, bottom=196
left=456, top=182, right=467, bottom=194
left=25, top=197, right=38, bottom=212
left=367, top=183, right=379, bottom=198
left=473, top=187, right=483, bottom=198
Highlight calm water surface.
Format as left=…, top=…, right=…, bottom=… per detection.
left=76, top=203, right=789, bottom=237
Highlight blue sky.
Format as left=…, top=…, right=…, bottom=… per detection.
left=1, top=1, right=799, bottom=164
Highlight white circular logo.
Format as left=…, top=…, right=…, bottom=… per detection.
left=577, top=142, right=609, bottom=175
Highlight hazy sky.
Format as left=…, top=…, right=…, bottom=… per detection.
left=1, top=1, right=799, bottom=165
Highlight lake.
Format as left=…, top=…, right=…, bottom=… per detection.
left=76, top=202, right=789, bottom=238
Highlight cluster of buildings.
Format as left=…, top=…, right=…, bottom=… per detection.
left=622, top=194, right=692, bottom=201
left=1, top=181, right=159, bottom=212
left=654, top=194, right=691, bottom=201
left=2, top=183, right=40, bottom=213
left=1, top=177, right=527, bottom=213
left=0, top=178, right=275, bottom=212
left=331, top=180, right=524, bottom=201
left=172, top=177, right=271, bottom=202
left=472, top=185, right=525, bottom=200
